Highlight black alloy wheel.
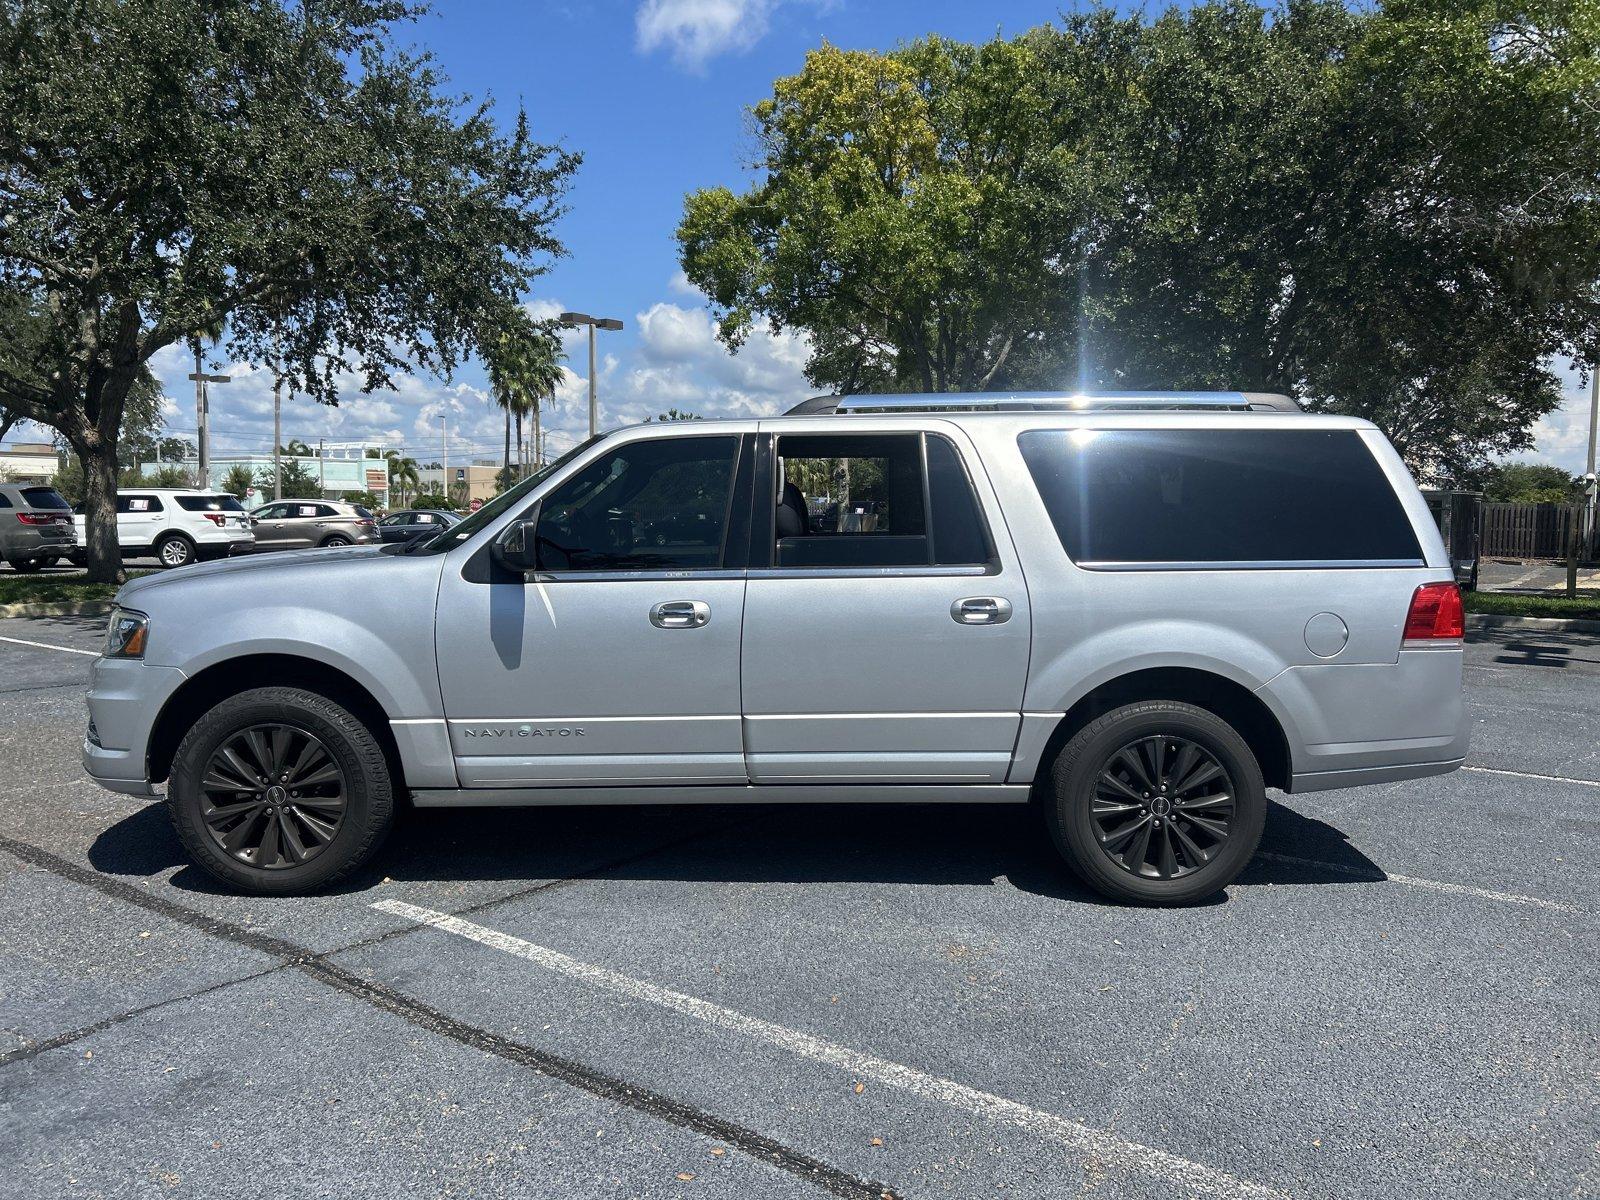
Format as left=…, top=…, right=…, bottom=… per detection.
left=198, top=723, right=348, bottom=869
left=1091, top=735, right=1235, bottom=879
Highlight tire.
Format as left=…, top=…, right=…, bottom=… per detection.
left=1043, top=700, right=1266, bottom=905
left=321, top=534, right=352, bottom=548
left=167, top=686, right=395, bottom=894
left=155, top=533, right=196, bottom=569
left=8, top=558, right=43, bottom=573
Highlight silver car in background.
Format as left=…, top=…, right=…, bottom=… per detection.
left=82, top=392, right=1468, bottom=903
left=249, top=499, right=378, bottom=550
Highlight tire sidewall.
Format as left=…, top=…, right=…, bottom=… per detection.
left=322, top=535, right=352, bottom=548
left=1048, top=702, right=1266, bottom=905
left=168, top=688, right=392, bottom=893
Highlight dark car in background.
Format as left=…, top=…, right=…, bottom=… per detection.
left=249, top=500, right=378, bottom=551
left=0, top=483, right=76, bottom=571
left=377, top=508, right=461, bottom=544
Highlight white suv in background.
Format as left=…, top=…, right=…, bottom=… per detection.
left=71, top=489, right=255, bottom=568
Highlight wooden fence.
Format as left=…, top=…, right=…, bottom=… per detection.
left=1479, top=502, right=1596, bottom=560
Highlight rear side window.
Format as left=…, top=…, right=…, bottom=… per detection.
left=175, top=495, right=245, bottom=512
left=0, top=493, right=11, bottom=509
left=21, top=487, right=69, bottom=510
left=1017, top=428, right=1423, bottom=567
left=353, top=505, right=374, bottom=520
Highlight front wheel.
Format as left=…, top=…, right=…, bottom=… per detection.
left=1044, top=701, right=1266, bottom=905
left=167, top=686, right=395, bottom=894
left=156, top=534, right=195, bottom=568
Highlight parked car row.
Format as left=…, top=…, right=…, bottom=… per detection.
left=0, top=481, right=462, bottom=571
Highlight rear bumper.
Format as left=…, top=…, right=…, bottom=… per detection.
left=1265, top=647, right=1470, bottom=793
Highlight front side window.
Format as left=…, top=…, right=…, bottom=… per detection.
left=535, top=434, right=738, bottom=572
left=1018, top=428, right=1424, bottom=567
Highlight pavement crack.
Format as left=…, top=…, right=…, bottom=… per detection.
left=0, top=831, right=897, bottom=1200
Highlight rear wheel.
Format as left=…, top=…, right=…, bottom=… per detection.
left=156, top=533, right=195, bottom=568
left=167, top=686, right=394, bottom=894
left=8, top=558, right=43, bottom=573
left=321, top=534, right=352, bottom=548
left=1044, top=701, right=1266, bottom=905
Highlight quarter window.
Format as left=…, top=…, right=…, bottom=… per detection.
left=1017, top=428, right=1424, bottom=567
left=535, top=434, right=738, bottom=572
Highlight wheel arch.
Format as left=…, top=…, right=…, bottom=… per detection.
left=1028, top=667, right=1292, bottom=793
left=148, top=653, right=405, bottom=790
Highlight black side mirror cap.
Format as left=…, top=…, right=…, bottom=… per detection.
left=492, top=519, right=539, bottom=574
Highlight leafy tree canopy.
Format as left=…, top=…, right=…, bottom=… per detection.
left=1464, top=460, right=1583, bottom=503
left=0, top=0, right=579, bottom=578
left=679, top=1, right=1600, bottom=478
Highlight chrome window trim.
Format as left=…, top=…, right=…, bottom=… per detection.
left=746, top=564, right=992, bottom=580
left=528, top=567, right=747, bottom=583
left=1075, top=558, right=1428, bottom=572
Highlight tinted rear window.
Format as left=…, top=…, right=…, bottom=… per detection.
left=175, top=494, right=245, bottom=512
left=20, top=487, right=69, bottom=510
left=1017, top=428, right=1423, bottom=567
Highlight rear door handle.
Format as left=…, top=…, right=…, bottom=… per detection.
left=650, top=600, right=710, bottom=629
left=952, top=596, right=1012, bottom=625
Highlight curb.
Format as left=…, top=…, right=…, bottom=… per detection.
left=1468, top=612, right=1600, bottom=635
left=0, top=600, right=115, bottom=620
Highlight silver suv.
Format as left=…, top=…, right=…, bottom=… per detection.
left=82, top=393, right=1469, bottom=903
left=249, top=499, right=378, bottom=550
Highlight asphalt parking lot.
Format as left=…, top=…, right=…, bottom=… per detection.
left=0, top=616, right=1594, bottom=1200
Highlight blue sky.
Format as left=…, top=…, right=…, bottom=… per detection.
left=24, top=0, right=1600, bottom=471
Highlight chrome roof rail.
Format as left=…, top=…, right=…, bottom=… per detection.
left=784, top=391, right=1302, bottom=415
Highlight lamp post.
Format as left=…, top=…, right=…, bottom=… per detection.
left=559, top=311, right=624, bottom=437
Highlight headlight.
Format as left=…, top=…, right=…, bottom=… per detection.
left=104, top=607, right=149, bottom=659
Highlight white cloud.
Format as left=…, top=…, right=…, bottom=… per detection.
left=1506, top=355, right=1597, bottom=474
left=667, top=269, right=704, bottom=299
left=635, top=0, right=773, bottom=71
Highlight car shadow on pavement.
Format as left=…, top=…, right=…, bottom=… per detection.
left=88, top=793, right=1385, bottom=904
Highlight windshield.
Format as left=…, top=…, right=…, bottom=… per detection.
left=401, top=435, right=606, bottom=554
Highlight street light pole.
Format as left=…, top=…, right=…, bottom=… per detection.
left=1585, top=365, right=1599, bottom=561
left=558, top=312, right=624, bottom=437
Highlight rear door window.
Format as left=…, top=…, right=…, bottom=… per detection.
left=175, top=495, right=245, bottom=512
left=117, top=494, right=163, bottom=513
left=1017, top=428, right=1423, bottom=567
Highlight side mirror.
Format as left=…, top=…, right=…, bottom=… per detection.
left=492, top=519, right=540, bottom=574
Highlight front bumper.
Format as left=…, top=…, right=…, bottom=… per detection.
left=82, top=656, right=186, bottom=795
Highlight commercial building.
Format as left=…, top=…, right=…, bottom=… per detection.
left=142, top=442, right=394, bottom=507
left=417, top=462, right=499, bottom=508
left=0, top=442, right=60, bottom=484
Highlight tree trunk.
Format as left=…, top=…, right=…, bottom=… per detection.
left=75, top=438, right=124, bottom=585
left=533, top=399, right=542, bottom=469
left=515, top=412, right=524, bottom=474
left=503, top=407, right=511, bottom=480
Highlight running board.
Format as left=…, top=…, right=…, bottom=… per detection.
left=410, top=783, right=1032, bottom=807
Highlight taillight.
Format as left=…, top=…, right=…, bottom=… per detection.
left=359, top=520, right=375, bottom=529
left=16, top=512, right=58, bottom=525
left=203, top=513, right=226, bottom=526
left=1403, top=582, right=1464, bottom=641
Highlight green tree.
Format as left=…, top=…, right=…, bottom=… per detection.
left=412, top=487, right=449, bottom=510
left=385, top=451, right=420, bottom=506
left=256, top=459, right=321, bottom=501
left=680, top=4, right=1600, bottom=478
left=1466, top=461, right=1582, bottom=504
left=220, top=463, right=257, bottom=499
left=679, top=36, right=1087, bottom=395
left=0, top=0, right=579, bottom=581
left=483, top=305, right=565, bottom=477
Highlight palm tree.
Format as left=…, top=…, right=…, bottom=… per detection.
left=485, top=310, right=565, bottom=482
left=385, top=450, right=419, bottom=507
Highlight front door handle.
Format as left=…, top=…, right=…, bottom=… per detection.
left=650, top=600, right=710, bottom=629
left=952, top=596, right=1012, bottom=625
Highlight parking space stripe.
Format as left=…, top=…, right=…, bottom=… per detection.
left=1463, top=764, right=1600, bottom=789
left=0, top=834, right=892, bottom=1200
left=0, top=634, right=96, bottom=656
left=1255, top=852, right=1583, bottom=915
left=374, top=899, right=1284, bottom=1200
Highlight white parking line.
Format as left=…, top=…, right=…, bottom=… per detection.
left=0, top=635, right=96, bottom=657
left=1463, top=764, right=1600, bottom=789
left=373, top=898, right=1283, bottom=1200
left=1255, top=852, right=1583, bottom=915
